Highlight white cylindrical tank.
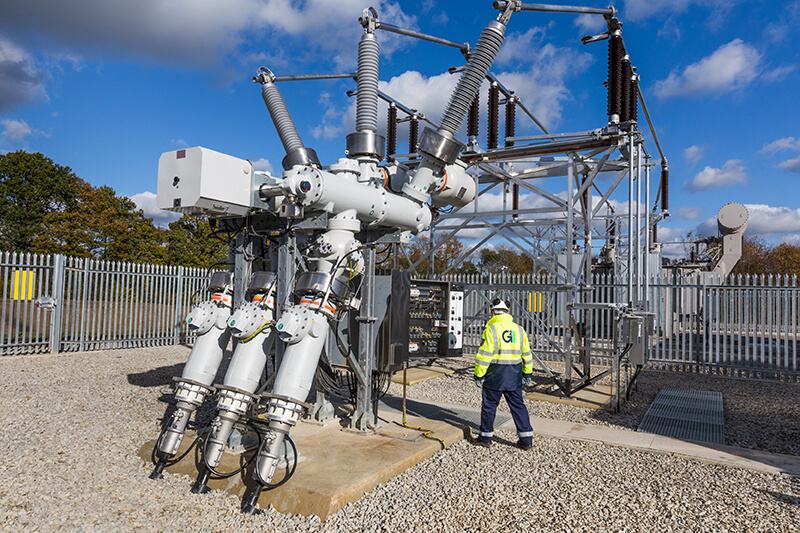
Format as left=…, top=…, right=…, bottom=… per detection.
left=717, top=202, right=748, bottom=235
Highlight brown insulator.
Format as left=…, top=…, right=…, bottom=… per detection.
left=386, top=104, right=397, bottom=162
left=629, top=75, right=638, bottom=123
left=652, top=223, right=658, bottom=243
left=468, top=95, right=480, bottom=138
left=620, top=57, right=632, bottom=123
left=608, top=218, right=616, bottom=247
left=661, top=166, right=669, bottom=211
left=505, top=97, right=516, bottom=148
left=607, top=35, right=623, bottom=121
left=488, top=84, right=500, bottom=150
left=409, top=115, right=419, bottom=158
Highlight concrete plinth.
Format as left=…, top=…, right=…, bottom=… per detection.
left=390, top=365, right=455, bottom=386
left=139, top=408, right=467, bottom=519
left=525, top=383, right=625, bottom=412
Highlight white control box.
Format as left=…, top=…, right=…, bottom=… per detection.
left=157, top=147, right=254, bottom=217
left=448, top=289, right=464, bottom=350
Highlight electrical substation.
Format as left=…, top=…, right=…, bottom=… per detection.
left=143, top=1, right=750, bottom=517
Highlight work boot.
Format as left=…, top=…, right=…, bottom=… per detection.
left=469, top=437, right=492, bottom=448
left=516, top=440, right=532, bottom=451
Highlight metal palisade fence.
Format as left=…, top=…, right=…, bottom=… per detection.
left=444, top=271, right=800, bottom=383
left=1, top=251, right=208, bottom=355
left=2, top=251, right=798, bottom=382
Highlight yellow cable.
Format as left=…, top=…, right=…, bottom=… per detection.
left=239, top=321, right=274, bottom=343
left=402, top=406, right=446, bottom=450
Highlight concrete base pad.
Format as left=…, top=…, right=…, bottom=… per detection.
left=391, top=365, right=455, bottom=386
left=138, top=408, right=467, bottom=519
left=525, top=383, right=624, bottom=412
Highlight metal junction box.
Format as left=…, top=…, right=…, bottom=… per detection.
left=157, top=146, right=255, bottom=217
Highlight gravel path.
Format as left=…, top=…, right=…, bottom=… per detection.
left=1, top=346, right=798, bottom=532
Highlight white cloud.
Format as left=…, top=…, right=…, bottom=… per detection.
left=683, top=145, right=706, bottom=164
left=654, top=39, right=761, bottom=98
left=673, top=207, right=703, bottom=220
left=761, top=137, right=800, bottom=153
left=622, top=0, right=737, bottom=22
left=778, top=234, right=800, bottom=247
left=494, top=29, right=594, bottom=130
left=0, top=38, right=48, bottom=112
left=130, top=191, right=181, bottom=227
left=0, top=1, right=416, bottom=70
left=761, top=137, right=800, bottom=173
left=777, top=155, right=800, bottom=173
left=574, top=14, right=606, bottom=34
left=686, top=160, right=747, bottom=191
left=1, top=119, right=33, bottom=141
left=251, top=158, right=274, bottom=173
left=762, top=65, right=795, bottom=83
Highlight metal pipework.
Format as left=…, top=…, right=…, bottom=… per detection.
left=377, top=21, right=471, bottom=56
left=150, top=276, right=234, bottom=478
left=254, top=67, right=320, bottom=170
left=493, top=1, right=616, bottom=16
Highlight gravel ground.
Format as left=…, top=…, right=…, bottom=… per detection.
left=389, top=354, right=800, bottom=456
left=1, top=346, right=799, bottom=532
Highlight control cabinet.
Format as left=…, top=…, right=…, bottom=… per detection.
left=325, top=271, right=464, bottom=374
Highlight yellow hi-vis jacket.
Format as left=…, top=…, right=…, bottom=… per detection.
left=475, top=313, right=534, bottom=391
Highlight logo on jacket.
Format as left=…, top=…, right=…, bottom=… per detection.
left=501, top=330, right=516, bottom=343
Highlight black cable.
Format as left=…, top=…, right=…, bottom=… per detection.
left=258, top=434, right=299, bottom=489
left=151, top=429, right=200, bottom=467
left=198, top=420, right=261, bottom=479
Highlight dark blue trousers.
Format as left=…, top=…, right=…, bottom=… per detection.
left=479, top=387, right=534, bottom=446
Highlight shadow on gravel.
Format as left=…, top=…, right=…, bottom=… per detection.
left=127, top=363, right=183, bottom=388
left=761, top=490, right=800, bottom=507
left=381, top=395, right=481, bottom=430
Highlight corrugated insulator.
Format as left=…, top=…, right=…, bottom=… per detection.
left=620, top=58, right=632, bottom=123
left=652, top=223, right=658, bottom=243
left=262, top=83, right=304, bottom=154
left=505, top=98, right=516, bottom=148
left=661, top=167, right=669, bottom=211
left=607, top=35, right=623, bottom=121
left=386, top=105, right=397, bottom=162
left=409, top=116, right=419, bottom=158
left=629, top=76, right=639, bottom=123
left=356, top=34, right=380, bottom=134
left=608, top=219, right=616, bottom=246
left=440, top=21, right=505, bottom=135
left=488, top=84, right=500, bottom=150
left=468, top=95, right=480, bottom=138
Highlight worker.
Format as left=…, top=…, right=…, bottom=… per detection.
left=471, top=298, right=534, bottom=450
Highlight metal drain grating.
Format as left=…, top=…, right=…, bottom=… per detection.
left=638, top=387, right=724, bottom=444
left=379, top=396, right=510, bottom=431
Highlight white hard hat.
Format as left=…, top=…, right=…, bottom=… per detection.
left=491, top=298, right=509, bottom=313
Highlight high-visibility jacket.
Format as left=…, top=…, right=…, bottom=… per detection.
left=475, top=313, right=533, bottom=391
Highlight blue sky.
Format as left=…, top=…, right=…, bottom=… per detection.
left=1, top=0, right=799, bottom=258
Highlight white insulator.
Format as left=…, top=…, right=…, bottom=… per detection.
left=356, top=33, right=380, bottom=134
left=271, top=321, right=328, bottom=402
left=262, top=82, right=305, bottom=154
left=440, top=21, right=505, bottom=135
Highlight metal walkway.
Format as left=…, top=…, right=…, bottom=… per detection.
left=637, top=388, right=725, bottom=445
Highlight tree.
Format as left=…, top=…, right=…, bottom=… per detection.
left=165, top=214, right=228, bottom=268
left=479, top=246, right=533, bottom=275
left=766, top=243, right=800, bottom=276
left=394, top=235, right=475, bottom=276
left=0, top=151, right=80, bottom=251
left=33, top=180, right=166, bottom=263
left=730, top=236, right=771, bottom=276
